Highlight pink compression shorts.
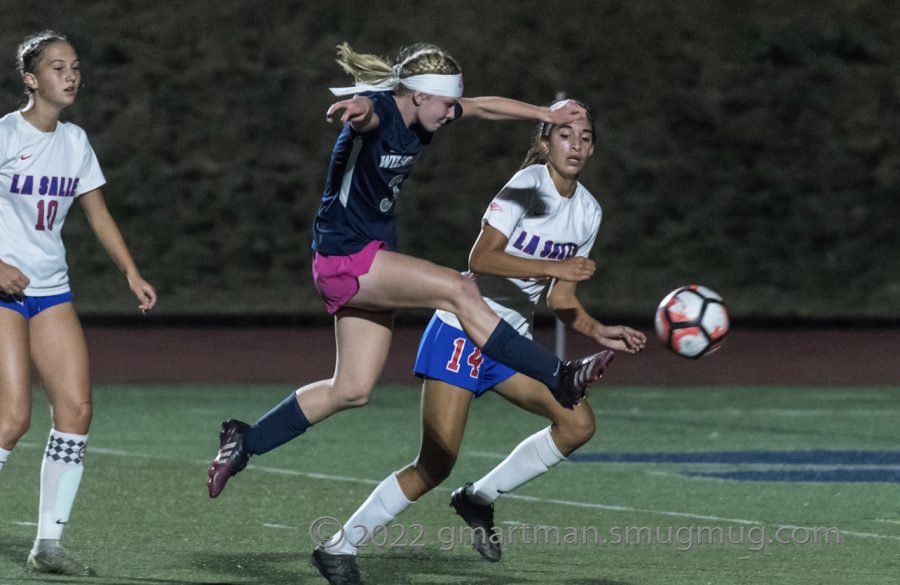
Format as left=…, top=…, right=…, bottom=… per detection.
left=312, top=240, right=388, bottom=315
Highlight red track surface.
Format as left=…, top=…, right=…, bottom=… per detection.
left=83, top=326, right=900, bottom=386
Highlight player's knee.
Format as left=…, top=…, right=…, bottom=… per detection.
left=459, top=275, right=483, bottom=304
left=557, top=410, right=595, bottom=451
left=53, top=400, right=93, bottom=434
left=572, top=414, right=596, bottom=445
left=0, top=413, right=31, bottom=445
left=447, top=273, right=483, bottom=312
left=411, top=457, right=455, bottom=490
left=331, top=383, right=373, bottom=408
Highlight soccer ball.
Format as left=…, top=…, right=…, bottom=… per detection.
left=654, top=285, right=729, bottom=359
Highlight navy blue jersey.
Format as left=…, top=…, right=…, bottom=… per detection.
left=312, top=91, right=461, bottom=256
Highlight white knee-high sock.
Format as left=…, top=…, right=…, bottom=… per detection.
left=470, top=427, right=565, bottom=504
left=33, top=429, right=87, bottom=552
left=324, top=472, right=413, bottom=555
left=0, top=447, right=10, bottom=472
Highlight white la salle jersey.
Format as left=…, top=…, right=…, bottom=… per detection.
left=0, top=111, right=106, bottom=295
left=437, top=164, right=602, bottom=337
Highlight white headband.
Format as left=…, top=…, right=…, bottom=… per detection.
left=330, top=73, right=463, bottom=98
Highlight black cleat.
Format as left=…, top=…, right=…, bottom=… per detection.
left=208, top=419, right=251, bottom=498
left=554, top=350, right=615, bottom=408
left=450, top=483, right=501, bottom=562
left=312, top=547, right=364, bottom=585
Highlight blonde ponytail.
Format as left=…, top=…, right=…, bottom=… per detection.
left=335, top=42, right=396, bottom=86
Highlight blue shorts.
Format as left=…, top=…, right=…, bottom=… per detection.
left=413, top=314, right=517, bottom=397
left=0, top=291, right=73, bottom=319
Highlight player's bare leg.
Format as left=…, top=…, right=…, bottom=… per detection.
left=209, top=308, right=393, bottom=498
left=314, top=380, right=471, bottom=584
left=296, top=308, right=394, bottom=419
left=450, top=373, right=597, bottom=562
left=0, top=309, right=31, bottom=454
left=494, top=374, right=596, bottom=455
left=355, top=250, right=611, bottom=405
left=27, top=302, right=96, bottom=576
left=30, top=303, right=92, bottom=434
left=396, top=380, right=473, bottom=499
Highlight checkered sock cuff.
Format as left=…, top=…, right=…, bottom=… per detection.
left=44, top=430, right=88, bottom=465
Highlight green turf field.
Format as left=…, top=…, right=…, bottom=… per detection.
left=1, top=384, right=898, bottom=584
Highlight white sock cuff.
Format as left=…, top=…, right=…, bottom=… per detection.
left=382, top=472, right=414, bottom=509
left=45, top=429, right=88, bottom=465
left=536, top=427, right=566, bottom=466
left=0, top=447, right=10, bottom=462
left=328, top=470, right=412, bottom=554
left=50, top=429, right=89, bottom=442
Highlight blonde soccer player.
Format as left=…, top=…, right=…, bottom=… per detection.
left=313, top=101, right=646, bottom=584
left=208, top=44, right=614, bottom=512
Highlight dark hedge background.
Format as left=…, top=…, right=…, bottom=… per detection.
left=3, top=1, right=899, bottom=320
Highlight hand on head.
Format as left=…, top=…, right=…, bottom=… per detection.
left=547, top=100, right=588, bottom=125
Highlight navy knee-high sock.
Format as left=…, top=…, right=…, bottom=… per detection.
left=481, top=320, right=562, bottom=391
left=245, top=393, right=312, bottom=455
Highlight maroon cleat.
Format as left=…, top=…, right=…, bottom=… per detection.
left=554, top=350, right=615, bottom=408
left=207, top=419, right=251, bottom=498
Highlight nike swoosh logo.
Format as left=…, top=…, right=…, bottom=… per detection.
left=2, top=294, right=25, bottom=305
left=20, top=154, right=32, bottom=160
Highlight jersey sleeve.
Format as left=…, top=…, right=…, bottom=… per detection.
left=75, top=130, right=106, bottom=196
left=481, top=167, right=540, bottom=238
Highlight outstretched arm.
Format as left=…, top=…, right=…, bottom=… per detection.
left=459, top=97, right=586, bottom=124
left=547, top=279, right=647, bottom=354
left=78, top=189, right=157, bottom=313
left=326, top=95, right=380, bottom=132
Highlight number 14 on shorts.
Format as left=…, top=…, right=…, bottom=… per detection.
left=446, top=338, right=483, bottom=378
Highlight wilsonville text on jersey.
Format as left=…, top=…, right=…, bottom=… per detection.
left=379, top=154, right=419, bottom=169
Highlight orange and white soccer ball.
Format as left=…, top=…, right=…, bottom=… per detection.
left=654, top=285, right=729, bottom=358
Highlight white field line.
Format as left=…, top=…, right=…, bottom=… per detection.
left=594, top=408, right=900, bottom=417
left=466, top=450, right=507, bottom=459
left=8, top=444, right=900, bottom=541
left=874, top=518, right=900, bottom=525
left=11, top=443, right=900, bottom=542
left=603, top=391, right=895, bottom=403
